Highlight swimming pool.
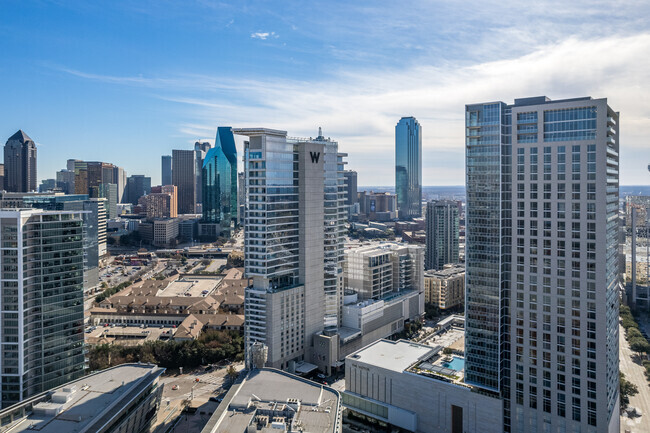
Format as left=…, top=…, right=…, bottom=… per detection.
left=441, top=356, right=465, bottom=371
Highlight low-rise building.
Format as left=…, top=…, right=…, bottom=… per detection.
left=344, top=339, right=502, bottom=433
left=201, top=368, right=341, bottom=433
left=0, top=364, right=165, bottom=433
left=424, top=264, right=465, bottom=310
left=138, top=218, right=179, bottom=247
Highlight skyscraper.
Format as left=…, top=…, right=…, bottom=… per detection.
left=465, top=96, right=620, bottom=432
left=343, top=170, right=358, bottom=206
left=125, top=175, right=151, bottom=205
left=395, top=117, right=421, bottom=219
left=202, top=127, right=237, bottom=231
left=172, top=149, right=196, bottom=214
left=4, top=130, right=37, bottom=192
left=425, top=200, right=459, bottom=270
left=238, top=127, right=346, bottom=370
left=161, top=155, right=172, bottom=186
left=0, top=208, right=85, bottom=407
left=194, top=141, right=211, bottom=206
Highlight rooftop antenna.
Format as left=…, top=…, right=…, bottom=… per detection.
left=318, top=127, right=322, bottom=137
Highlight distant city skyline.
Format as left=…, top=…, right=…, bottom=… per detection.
left=1, top=2, right=649, bottom=186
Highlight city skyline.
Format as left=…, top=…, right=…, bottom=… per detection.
left=1, top=2, right=650, bottom=186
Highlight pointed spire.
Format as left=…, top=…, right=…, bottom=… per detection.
left=7, top=130, right=33, bottom=143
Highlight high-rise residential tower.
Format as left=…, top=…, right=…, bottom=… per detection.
left=172, top=149, right=196, bottom=214
left=465, top=96, right=620, bottom=433
left=395, top=117, right=421, bottom=219
left=161, top=155, right=172, bottom=186
left=202, top=127, right=237, bottom=231
left=238, top=127, right=346, bottom=370
left=4, top=130, right=37, bottom=193
left=343, top=170, right=358, bottom=206
left=425, top=200, right=459, bottom=270
left=0, top=208, right=85, bottom=407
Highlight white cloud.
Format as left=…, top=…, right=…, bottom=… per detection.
left=250, top=31, right=277, bottom=40
left=60, top=32, right=650, bottom=185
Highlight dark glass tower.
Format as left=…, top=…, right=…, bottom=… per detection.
left=202, top=127, right=237, bottom=229
left=395, top=117, right=422, bottom=219
left=4, top=130, right=37, bottom=192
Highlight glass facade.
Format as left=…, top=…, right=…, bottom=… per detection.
left=202, top=127, right=238, bottom=230
left=464, top=102, right=510, bottom=393
left=468, top=96, right=620, bottom=433
left=1, top=210, right=85, bottom=408
left=395, top=117, right=422, bottom=219
left=425, top=200, right=460, bottom=270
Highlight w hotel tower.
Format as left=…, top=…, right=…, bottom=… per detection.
left=465, top=96, right=620, bottom=433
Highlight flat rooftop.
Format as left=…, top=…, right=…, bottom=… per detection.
left=347, top=339, right=434, bottom=372
left=204, top=369, right=340, bottom=433
left=1, top=364, right=164, bottom=433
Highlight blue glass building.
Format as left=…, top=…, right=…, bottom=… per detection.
left=202, top=127, right=238, bottom=230
left=395, top=117, right=422, bottom=219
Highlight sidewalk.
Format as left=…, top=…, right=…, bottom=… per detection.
left=620, top=324, right=650, bottom=433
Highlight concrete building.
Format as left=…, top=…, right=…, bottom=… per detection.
left=138, top=217, right=179, bottom=247
left=98, top=182, right=118, bottom=219
left=161, top=154, right=172, bottom=186
left=239, top=127, right=347, bottom=371
left=4, top=130, right=37, bottom=192
left=344, top=340, right=502, bottom=433
left=395, top=117, right=422, bottom=219
left=201, top=368, right=341, bottom=433
left=0, top=363, right=165, bottom=433
left=465, top=96, right=620, bottom=432
left=142, top=185, right=178, bottom=218
left=0, top=209, right=86, bottom=407
left=424, top=265, right=465, bottom=310
left=237, top=171, right=245, bottom=225
left=425, top=200, right=460, bottom=270
left=172, top=149, right=197, bottom=214
left=344, top=243, right=424, bottom=301
left=357, top=191, right=397, bottom=222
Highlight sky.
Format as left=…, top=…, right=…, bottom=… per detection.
left=1, top=0, right=650, bottom=186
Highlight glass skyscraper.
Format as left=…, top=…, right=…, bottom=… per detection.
left=0, top=209, right=85, bottom=407
left=395, top=117, right=422, bottom=219
left=202, top=127, right=238, bottom=230
left=465, top=96, right=620, bottom=433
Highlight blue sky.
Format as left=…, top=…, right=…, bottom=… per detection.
left=1, top=0, right=650, bottom=186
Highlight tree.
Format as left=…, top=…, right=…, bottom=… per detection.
left=620, top=372, right=639, bottom=408
left=226, top=365, right=238, bottom=383
left=227, top=251, right=244, bottom=268
left=629, top=338, right=650, bottom=357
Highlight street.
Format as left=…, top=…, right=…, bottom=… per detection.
left=620, top=324, right=650, bottom=433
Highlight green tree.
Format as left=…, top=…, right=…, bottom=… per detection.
left=620, top=372, right=639, bottom=408
left=226, top=365, right=238, bottom=383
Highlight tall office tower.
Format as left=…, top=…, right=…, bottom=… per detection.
left=4, top=130, right=37, bottom=193
left=395, top=117, right=421, bottom=219
left=125, top=175, right=151, bottom=205
left=425, top=200, right=459, bottom=270
left=237, top=171, right=245, bottom=225
left=238, top=127, right=346, bottom=370
left=98, top=183, right=118, bottom=219
left=172, top=149, right=196, bottom=214
left=343, top=170, right=358, bottom=206
left=194, top=141, right=211, bottom=205
left=161, top=155, right=172, bottom=186
left=145, top=185, right=177, bottom=218
left=202, top=127, right=237, bottom=231
left=0, top=208, right=85, bottom=407
left=113, top=166, right=127, bottom=203
left=465, top=96, right=620, bottom=433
